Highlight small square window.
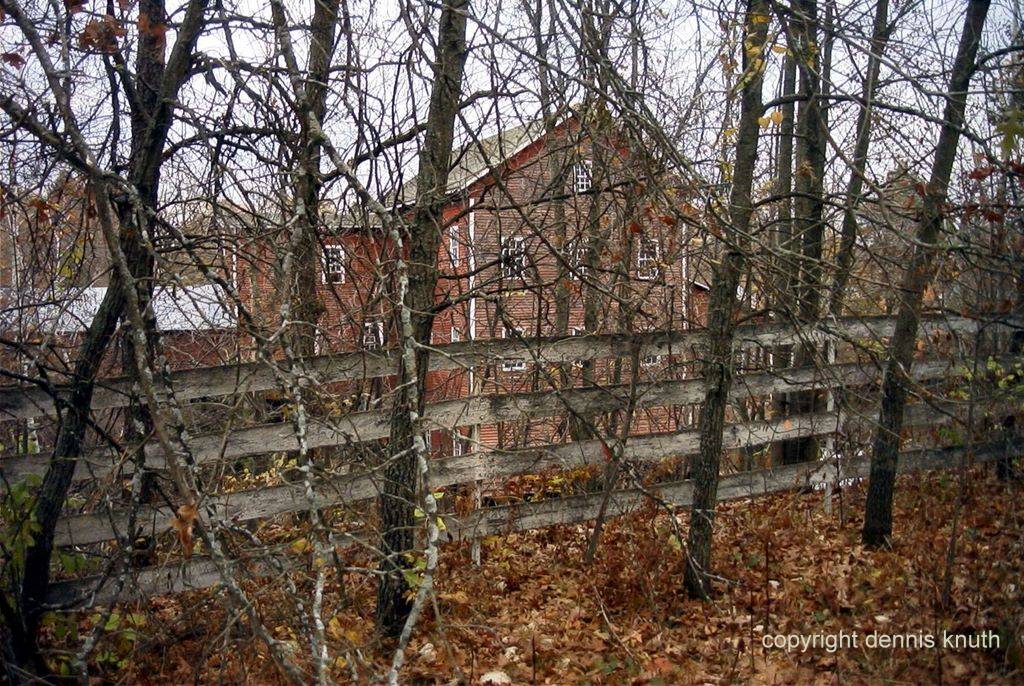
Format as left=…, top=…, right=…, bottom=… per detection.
left=570, top=327, right=586, bottom=367
left=502, top=359, right=527, bottom=372
left=501, top=324, right=526, bottom=371
left=362, top=321, right=384, bottom=350
left=574, top=160, right=593, bottom=194
left=636, top=238, right=660, bottom=281
left=501, top=236, right=527, bottom=280
left=323, top=245, right=346, bottom=284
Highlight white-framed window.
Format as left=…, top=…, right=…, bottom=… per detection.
left=362, top=320, right=385, bottom=350
left=636, top=237, right=661, bottom=281
left=570, top=326, right=586, bottom=367
left=574, top=159, right=593, bottom=194
left=641, top=354, right=663, bottom=367
left=503, top=324, right=524, bottom=339
left=501, top=236, right=527, bottom=280
left=452, top=432, right=464, bottom=456
left=448, top=224, right=459, bottom=266
left=501, top=324, right=526, bottom=372
left=568, top=240, right=588, bottom=280
left=323, top=244, right=346, bottom=284
left=450, top=325, right=460, bottom=343
left=502, top=358, right=527, bottom=372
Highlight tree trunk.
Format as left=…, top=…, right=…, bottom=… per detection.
left=289, top=0, right=338, bottom=357
left=683, top=0, right=769, bottom=599
left=862, top=0, right=990, bottom=547
left=575, top=2, right=615, bottom=442
left=775, top=53, right=797, bottom=298
left=769, top=53, right=796, bottom=466
left=828, top=0, right=893, bottom=316
left=8, top=0, right=208, bottom=669
left=526, top=0, right=570, bottom=336
left=376, top=0, right=468, bottom=638
left=778, top=0, right=828, bottom=465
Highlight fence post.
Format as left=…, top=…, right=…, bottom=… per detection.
left=823, top=338, right=838, bottom=513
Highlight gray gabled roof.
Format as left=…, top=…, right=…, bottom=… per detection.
left=394, top=118, right=548, bottom=206
left=0, top=284, right=235, bottom=334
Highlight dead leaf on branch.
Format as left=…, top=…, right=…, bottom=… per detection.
left=78, top=16, right=126, bottom=53
left=138, top=12, right=167, bottom=51
left=169, top=503, right=198, bottom=558
left=1, top=52, right=25, bottom=69
left=29, top=197, right=51, bottom=222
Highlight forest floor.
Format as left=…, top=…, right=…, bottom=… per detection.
left=51, top=464, right=1023, bottom=685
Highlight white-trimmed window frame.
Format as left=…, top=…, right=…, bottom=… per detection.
left=574, top=159, right=593, bottom=194
left=568, top=240, right=588, bottom=280
left=501, top=235, right=527, bottom=280
left=362, top=320, right=384, bottom=350
left=501, top=324, right=526, bottom=372
left=636, top=237, right=661, bottom=281
left=448, top=224, right=460, bottom=266
left=322, top=244, right=346, bottom=284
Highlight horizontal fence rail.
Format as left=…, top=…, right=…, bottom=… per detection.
left=46, top=439, right=1019, bottom=608
left=0, top=313, right=1014, bottom=612
left=0, top=314, right=1000, bottom=420
left=1, top=355, right=985, bottom=483
left=51, top=400, right=968, bottom=548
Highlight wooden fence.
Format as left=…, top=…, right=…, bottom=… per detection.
left=0, top=314, right=1018, bottom=609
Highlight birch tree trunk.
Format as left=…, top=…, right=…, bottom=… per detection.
left=862, top=0, right=990, bottom=547
left=683, top=0, right=769, bottom=599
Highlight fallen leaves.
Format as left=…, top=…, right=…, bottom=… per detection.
left=47, top=468, right=1023, bottom=684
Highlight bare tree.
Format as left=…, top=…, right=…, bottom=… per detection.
left=376, top=0, right=469, bottom=638
left=827, top=0, right=895, bottom=316
left=0, top=0, right=210, bottom=671
left=683, top=0, right=770, bottom=599
left=777, top=0, right=830, bottom=466
left=862, top=0, right=992, bottom=547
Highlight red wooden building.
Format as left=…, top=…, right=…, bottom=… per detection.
left=234, top=111, right=712, bottom=455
